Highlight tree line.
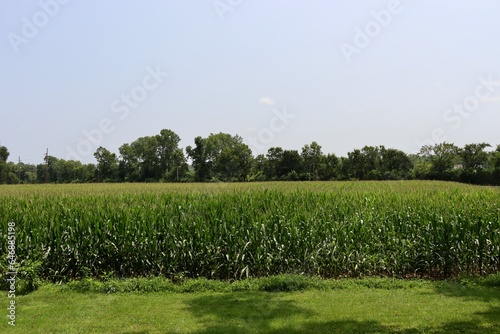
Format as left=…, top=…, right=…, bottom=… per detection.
left=1, top=128, right=499, bottom=185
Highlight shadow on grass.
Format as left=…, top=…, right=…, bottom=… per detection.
left=184, top=292, right=314, bottom=333
left=431, top=280, right=500, bottom=303
left=430, top=280, right=500, bottom=331
left=184, top=290, right=500, bottom=334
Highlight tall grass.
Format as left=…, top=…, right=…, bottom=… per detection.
left=1, top=181, right=499, bottom=281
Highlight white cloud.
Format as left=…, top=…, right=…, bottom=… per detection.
left=481, top=96, right=500, bottom=103
left=431, top=81, right=443, bottom=89
left=258, top=97, right=275, bottom=105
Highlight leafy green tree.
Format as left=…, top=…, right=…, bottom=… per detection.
left=490, top=145, right=500, bottom=185
left=94, top=147, right=118, bottom=182
left=35, top=157, right=95, bottom=183
left=186, top=136, right=210, bottom=182
left=0, top=146, right=19, bottom=184
left=60, top=160, right=96, bottom=183
left=163, top=149, right=189, bottom=182
left=216, top=144, right=252, bottom=181
left=0, top=146, right=9, bottom=162
left=132, top=136, right=159, bottom=181
left=36, top=155, right=57, bottom=183
left=118, top=129, right=186, bottom=182
left=301, top=141, right=323, bottom=180
left=419, top=142, right=459, bottom=180
left=249, top=154, right=267, bottom=181
left=279, top=150, right=302, bottom=180
left=345, top=146, right=381, bottom=180
left=118, top=143, right=141, bottom=182
left=361, top=146, right=382, bottom=180
left=457, top=143, right=491, bottom=184
left=0, top=146, right=10, bottom=183
left=15, top=162, right=37, bottom=183
left=156, top=129, right=188, bottom=182
left=0, top=146, right=19, bottom=183
left=321, top=153, right=340, bottom=180
left=458, top=143, right=491, bottom=170
left=52, top=158, right=72, bottom=183
left=338, top=157, right=350, bottom=180
left=346, top=149, right=364, bottom=179
left=82, top=163, right=98, bottom=183
left=4, top=162, right=20, bottom=183
left=265, top=147, right=284, bottom=180
left=379, top=146, right=412, bottom=179
left=410, top=154, right=429, bottom=180
left=186, top=133, right=253, bottom=182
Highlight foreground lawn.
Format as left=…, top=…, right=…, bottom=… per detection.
left=2, top=279, right=500, bottom=333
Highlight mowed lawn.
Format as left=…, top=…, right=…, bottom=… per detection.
left=2, top=280, right=500, bottom=334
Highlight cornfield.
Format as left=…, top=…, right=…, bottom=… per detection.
left=1, top=181, right=499, bottom=280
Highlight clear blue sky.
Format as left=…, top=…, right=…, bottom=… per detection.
left=1, top=0, right=500, bottom=164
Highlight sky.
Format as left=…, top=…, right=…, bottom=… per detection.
left=1, top=0, right=500, bottom=165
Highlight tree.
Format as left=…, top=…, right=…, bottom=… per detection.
left=186, top=136, right=210, bottom=182
left=0, top=146, right=19, bottom=184
left=490, top=145, right=500, bottom=185
left=380, top=146, right=412, bottom=179
left=249, top=154, right=267, bottom=181
left=132, top=136, right=159, bottom=181
left=458, top=143, right=490, bottom=169
left=36, top=155, right=57, bottom=183
left=118, top=143, right=141, bottom=182
left=156, top=129, right=187, bottom=182
left=16, top=162, right=37, bottom=183
left=360, top=146, right=382, bottom=180
left=0, top=146, right=9, bottom=162
left=187, top=133, right=253, bottom=182
left=301, top=141, right=323, bottom=180
left=36, top=157, right=95, bottom=183
left=410, top=154, right=430, bottom=180
left=419, top=142, right=458, bottom=180
left=321, top=153, right=340, bottom=180
left=279, top=150, right=302, bottom=180
left=457, top=143, right=491, bottom=184
left=60, top=160, right=96, bottom=183
left=345, top=146, right=381, bottom=180
left=216, top=144, right=252, bottom=181
left=0, top=146, right=9, bottom=183
left=94, top=147, right=118, bottom=182
left=163, top=149, right=189, bottom=182
left=339, top=156, right=351, bottom=180
left=118, top=129, right=187, bottom=182
left=265, top=147, right=284, bottom=180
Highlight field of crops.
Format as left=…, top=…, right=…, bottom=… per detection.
left=1, top=181, right=500, bottom=281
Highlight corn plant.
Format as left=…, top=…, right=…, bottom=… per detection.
left=1, top=181, right=499, bottom=281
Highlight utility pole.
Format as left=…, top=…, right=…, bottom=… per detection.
left=45, top=148, right=49, bottom=183
left=18, top=157, right=21, bottom=181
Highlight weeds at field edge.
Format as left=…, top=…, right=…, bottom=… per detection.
left=13, top=273, right=498, bottom=295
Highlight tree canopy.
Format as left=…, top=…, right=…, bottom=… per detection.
left=1, top=131, right=500, bottom=186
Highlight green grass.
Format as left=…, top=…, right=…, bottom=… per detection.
left=59, top=274, right=431, bottom=294
left=1, top=181, right=500, bottom=281
left=2, top=277, right=500, bottom=333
